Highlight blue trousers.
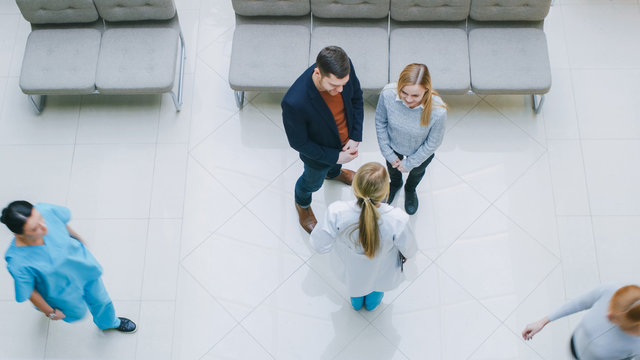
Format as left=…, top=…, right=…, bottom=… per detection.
left=55, top=278, right=120, bottom=330
left=294, top=162, right=342, bottom=207
left=350, top=291, right=384, bottom=311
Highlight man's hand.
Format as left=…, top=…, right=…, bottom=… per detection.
left=391, top=159, right=402, bottom=169
left=337, top=150, right=358, bottom=164
left=342, top=139, right=360, bottom=154
left=397, top=164, right=408, bottom=173
left=50, top=309, right=66, bottom=321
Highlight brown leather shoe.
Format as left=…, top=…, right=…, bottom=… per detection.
left=295, top=203, right=317, bottom=234
left=328, top=169, right=355, bottom=186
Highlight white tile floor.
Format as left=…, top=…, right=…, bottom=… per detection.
left=0, top=0, right=639, bottom=359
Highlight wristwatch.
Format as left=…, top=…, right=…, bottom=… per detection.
left=47, top=309, right=56, bottom=319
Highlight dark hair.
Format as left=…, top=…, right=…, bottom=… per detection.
left=316, top=46, right=350, bottom=79
left=1, top=201, right=33, bottom=234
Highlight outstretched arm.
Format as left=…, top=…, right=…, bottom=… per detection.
left=522, top=285, right=607, bottom=340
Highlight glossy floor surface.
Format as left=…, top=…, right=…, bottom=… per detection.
left=1, top=0, right=640, bottom=359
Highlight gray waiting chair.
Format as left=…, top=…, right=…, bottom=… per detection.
left=228, top=0, right=311, bottom=108
left=467, top=0, right=552, bottom=113
left=389, top=0, right=471, bottom=95
left=309, top=0, right=390, bottom=91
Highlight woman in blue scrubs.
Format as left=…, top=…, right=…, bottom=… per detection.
left=1, top=201, right=136, bottom=332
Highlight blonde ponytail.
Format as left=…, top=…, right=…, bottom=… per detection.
left=350, top=163, right=390, bottom=258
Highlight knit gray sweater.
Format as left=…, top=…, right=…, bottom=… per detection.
left=374, top=83, right=447, bottom=171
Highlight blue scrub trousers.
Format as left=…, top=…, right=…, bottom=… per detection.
left=58, top=278, right=120, bottom=330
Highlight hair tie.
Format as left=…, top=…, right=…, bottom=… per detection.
left=363, top=197, right=371, bottom=203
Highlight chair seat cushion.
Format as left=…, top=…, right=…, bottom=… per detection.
left=310, top=23, right=389, bottom=91
left=20, top=28, right=101, bottom=95
left=469, top=27, right=551, bottom=94
left=96, top=27, right=179, bottom=94
left=390, top=27, right=470, bottom=94
left=229, top=22, right=310, bottom=91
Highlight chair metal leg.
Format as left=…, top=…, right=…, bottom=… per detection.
left=171, top=32, right=186, bottom=112
left=531, top=94, right=545, bottom=114
left=235, top=90, right=245, bottom=109
left=28, top=95, right=46, bottom=114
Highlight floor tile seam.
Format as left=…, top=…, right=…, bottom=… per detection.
left=195, top=20, right=234, bottom=56
left=187, top=107, right=238, bottom=151
left=464, top=319, right=505, bottom=360
left=302, top=260, right=373, bottom=323
left=249, top=95, right=285, bottom=129
left=63, top=94, right=84, bottom=208
left=201, top=321, right=277, bottom=360
left=503, top=322, right=548, bottom=360
left=567, top=67, right=601, bottom=284
left=491, top=203, right=563, bottom=262
left=195, top=24, right=234, bottom=58
left=227, top=261, right=309, bottom=332
left=362, top=259, right=440, bottom=325
left=431, top=154, right=495, bottom=206
left=2, top=14, right=21, bottom=78
left=241, top=159, right=311, bottom=262
left=430, top=261, right=514, bottom=326
left=178, top=262, right=241, bottom=328
left=42, top=320, right=51, bottom=360
left=539, top=150, right=571, bottom=303
left=356, top=323, right=414, bottom=360
left=196, top=49, right=233, bottom=87
left=187, top=152, right=247, bottom=207
left=424, top=200, right=494, bottom=265
left=178, top=222, right=230, bottom=262
left=442, top=95, right=484, bottom=135
left=327, top=322, right=373, bottom=360
left=487, top=148, right=547, bottom=207
left=483, top=97, right=549, bottom=150
left=499, top=261, right=563, bottom=328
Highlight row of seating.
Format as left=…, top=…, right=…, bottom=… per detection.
left=15, top=0, right=185, bottom=114
left=228, top=0, right=552, bottom=113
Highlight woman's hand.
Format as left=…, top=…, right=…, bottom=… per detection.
left=391, top=159, right=402, bottom=168
left=522, top=317, right=549, bottom=340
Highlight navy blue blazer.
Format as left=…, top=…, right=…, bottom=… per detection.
left=281, top=63, right=364, bottom=169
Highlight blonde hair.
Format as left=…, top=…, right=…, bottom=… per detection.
left=397, top=63, right=448, bottom=127
left=350, top=162, right=390, bottom=258
left=609, top=285, right=640, bottom=331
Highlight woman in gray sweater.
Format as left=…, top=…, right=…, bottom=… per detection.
left=522, top=284, right=640, bottom=359
left=374, top=63, right=447, bottom=214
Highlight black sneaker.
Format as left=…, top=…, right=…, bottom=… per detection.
left=115, top=317, right=137, bottom=333
left=387, top=184, right=402, bottom=204
left=405, top=189, right=419, bottom=215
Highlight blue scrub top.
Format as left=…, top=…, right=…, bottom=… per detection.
left=4, top=203, right=103, bottom=305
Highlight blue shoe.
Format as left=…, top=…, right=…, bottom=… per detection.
left=364, top=291, right=384, bottom=311
left=350, top=296, right=364, bottom=310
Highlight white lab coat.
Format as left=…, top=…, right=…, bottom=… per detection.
left=310, top=200, right=416, bottom=297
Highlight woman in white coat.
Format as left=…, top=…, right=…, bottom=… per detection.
left=310, top=162, right=416, bottom=310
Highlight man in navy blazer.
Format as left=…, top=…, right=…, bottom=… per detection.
left=282, top=46, right=364, bottom=233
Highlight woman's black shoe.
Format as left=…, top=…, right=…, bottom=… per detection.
left=405, top=190, right=418, bottom=215
left=387, top=184, right=402, bottom=204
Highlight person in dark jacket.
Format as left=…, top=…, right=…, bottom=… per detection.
left=282, top=46, right=364, bottom=233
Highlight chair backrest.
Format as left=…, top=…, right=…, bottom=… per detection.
left=390, top=0, right=470, bottom=22
left=92, top=0, right=176, bottom=22
left=16, top=0, right=99, bottom=24
left=311, top=0, right=390, bottom=19
left=469, top=0, right=550, bottom=21
left=231, top=0, right=310, bottom=16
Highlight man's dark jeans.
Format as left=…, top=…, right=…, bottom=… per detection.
left=386, top=152, right=435, bottom=192
left=295, top=162, right=342, bottom=207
